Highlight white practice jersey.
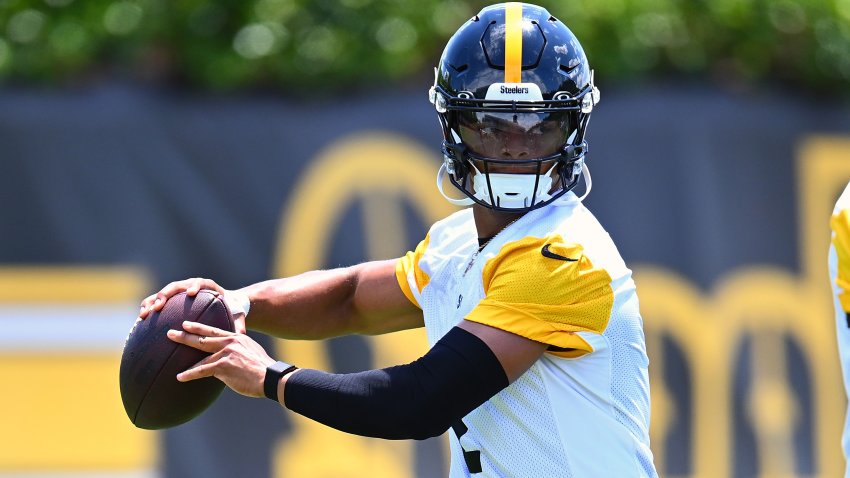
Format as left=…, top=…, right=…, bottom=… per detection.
left=830, top=181, right=850, bottom=478
left=396, top=193, right=658, bottom=477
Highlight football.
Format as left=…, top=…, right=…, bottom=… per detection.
left=119, top=290, right=234, bottom=429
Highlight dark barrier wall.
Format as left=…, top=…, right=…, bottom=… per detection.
left=0, top=85, right=849, bottom=478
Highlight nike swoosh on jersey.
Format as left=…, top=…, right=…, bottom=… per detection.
left=541, top=243, right=579, bottom=262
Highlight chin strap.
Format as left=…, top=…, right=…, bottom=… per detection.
left=576, top=163, right=592, bottom=202
left=437, top=162, right=475, bottom=206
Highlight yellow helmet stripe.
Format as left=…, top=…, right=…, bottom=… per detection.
left=504, top=2, right=523, bottom=83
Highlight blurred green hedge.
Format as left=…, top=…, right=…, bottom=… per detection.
left=0, top=0, right=848, bottom=94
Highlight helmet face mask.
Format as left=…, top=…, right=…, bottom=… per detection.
left=430, top=2, right=599, bottom=212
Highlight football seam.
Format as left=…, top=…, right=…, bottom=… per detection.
left=131, top=292, right=218, bottom=425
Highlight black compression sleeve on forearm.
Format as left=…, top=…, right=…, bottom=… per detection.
left=283, top=326, right=509, bottom=440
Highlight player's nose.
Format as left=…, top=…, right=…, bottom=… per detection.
left=497, top=136, right=530, bottom=160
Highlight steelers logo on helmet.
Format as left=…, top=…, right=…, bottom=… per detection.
left=429, top=2, right=600, bottom=212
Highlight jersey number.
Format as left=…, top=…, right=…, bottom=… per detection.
left=451, top=419, right=482, bottom=474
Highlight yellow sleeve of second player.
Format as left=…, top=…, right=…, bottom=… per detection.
left=465, top=233, right=614, bottom=357
left=833, top=209, right=850, bottom=312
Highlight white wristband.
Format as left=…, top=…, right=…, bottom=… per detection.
left=224, top=290, right=251, bottom=318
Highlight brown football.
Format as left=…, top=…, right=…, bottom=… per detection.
left=119, top=290, right=234, bottom=429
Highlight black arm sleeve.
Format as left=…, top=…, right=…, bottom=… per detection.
left=283, top=326, right=509, bottom=440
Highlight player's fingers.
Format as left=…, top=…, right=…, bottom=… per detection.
left=151, top=292, right=170, bottom=312
left=155, top=278, right=212, bottom=307
left=139, top=294, right=156, bottom=308
left=139, top=277, right=225, bottom=319
left=186, top=279, right=225, bottom=297
left=152, top=280, right=194, bottom=309
left=166, top=328, right=228, bottom=353
left=184, top=347, right=225, bottom=370
left=176, top=361, right=217, bottom=382
left=138, top=294, right=159, bottom=318
left=185, top=282, right=201, bottom=296
left=141, top=278, right=225, bottom=317
left=181, top=320, right=233, bottom=337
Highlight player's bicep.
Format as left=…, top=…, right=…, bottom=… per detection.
left=349, top=259, right=424, bottom=335
left=458, top=319, right=547, bottom=383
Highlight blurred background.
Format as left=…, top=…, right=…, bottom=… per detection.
left=0, top=0, right=849, bottom=477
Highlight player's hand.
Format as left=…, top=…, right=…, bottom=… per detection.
left=167, top=321, right=275, bottom=398
left=138, top=278, right=248, bottom=333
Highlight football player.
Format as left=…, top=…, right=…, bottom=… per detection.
left=830, top=181, right=850, bottom=478
left=140, top=3, right=659, bottom=476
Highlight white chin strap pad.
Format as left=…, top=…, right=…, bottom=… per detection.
left=436, top=163, right=475, bottom=206
left=470, top=163, right=556, bottom=209
left=436, top=159, right=590, bottom=208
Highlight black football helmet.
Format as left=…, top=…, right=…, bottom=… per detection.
left=430, top=2, right=599, bottom=212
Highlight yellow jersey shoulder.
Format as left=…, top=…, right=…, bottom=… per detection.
left=466, top=232, right=614, bottom=356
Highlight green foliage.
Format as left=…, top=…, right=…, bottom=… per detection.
left=0, top=0, right=848, bottom=94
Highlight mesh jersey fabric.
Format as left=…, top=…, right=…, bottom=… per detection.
left=829, top=181, right=850, bottom=478
left=396, top=192, right=658, bottom=477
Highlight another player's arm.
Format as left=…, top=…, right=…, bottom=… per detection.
left=139, top=259, right=423, bottom=339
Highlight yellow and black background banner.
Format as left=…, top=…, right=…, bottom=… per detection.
left=0, top=86, right=849, bottom=478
